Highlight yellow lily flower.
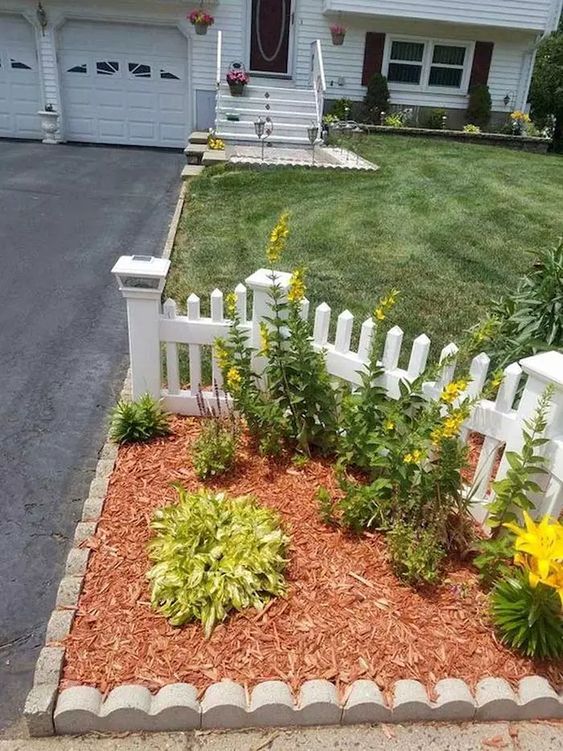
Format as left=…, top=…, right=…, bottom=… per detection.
left=504, top=512, right=563, bottom=580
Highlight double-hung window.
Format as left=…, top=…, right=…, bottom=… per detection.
left=385, top=38, right=471, bottom=92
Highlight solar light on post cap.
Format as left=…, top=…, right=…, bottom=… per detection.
left=307, top=122, right=318, bottom=165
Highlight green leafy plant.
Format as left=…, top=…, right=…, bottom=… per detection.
left=486, top=239, right=563, bottom=369
left=491, top=570, right=563, bottom=659
left=384, top=113, right=406, bottom=128
left=110, top=394, right=171, bottom=444
left=192, top=389, right=237, bottom=480
left=474, top=534, right=515, bottom=588
left=486, top=387, right=552, bottom=531
left=148, top=487, right=289, bottom=636
left=316, top=486, right=336, bottom=526
left=424, top=108, right=447, bottom=129
left=529, top=28, right=563, bottom=150
left=364, top=73, right=390, bottom=124
left=463, top=123, right=481, bottom=134
left=388, top=521, right=445, bottom=586
left=466, top=84, right=491, bottom=129
left=329, top=98, right=353, bottom=121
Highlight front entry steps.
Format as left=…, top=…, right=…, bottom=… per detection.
left=181, top=131, right=227, bottom=181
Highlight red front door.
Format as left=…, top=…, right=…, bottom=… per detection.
left=250, top=0, right=292, bottom=74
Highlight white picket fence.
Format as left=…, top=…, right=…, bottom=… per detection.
left=113, top=259, right=563, bottom=522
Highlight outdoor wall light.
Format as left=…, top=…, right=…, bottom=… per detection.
left=36, top=2, right=48, bottom=34
left=503, top=93, right=511, bottom=107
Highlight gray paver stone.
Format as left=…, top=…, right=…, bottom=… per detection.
left=45, top=610, right=75, bottom=643
left=475, top=678, right=520, bottom=721
left=297, top=680, right=341, bottom=726
left=64, top=547, right=90, bottom=577
left=518, top=676, right=562, bottom=720
left=149, top=684, right=201, bottom=730
left=432, top=679, right=475, bottom=721
left=100, top=685, right=153, bottom=732
left=201, top=681, right=248, bottom=729
left=33, top=647, right=65, bottom=687
left=81, top=494, right=104, bottom=521
left=55, top=576, right=83, bottom=608
left=73, top=521, right=97, bottom=544
left=54, top=686, right=103, bottom=734
left=342, top=680, right=391, bottom=725
left=392, top=680, right=433, bottom=722
left=99, top=441, right=118, bottom=461
left=249, top=681, right=297, bottom=727
left=24, top=685, right=58, bottom=737
left=88, top=474, right=110, bottom=500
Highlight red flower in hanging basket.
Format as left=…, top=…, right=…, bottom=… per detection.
left=188, top=10, right=215, bottom=26
left=330, top=24, right=346, bottom=35
left=227, top=70, right=249, bottom=86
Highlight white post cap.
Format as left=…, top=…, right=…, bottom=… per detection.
left=245, top=268, right=292, bottom=290
left=520, top=351, right=563, bottom=388
left=111, top=255, right=170, bottom=294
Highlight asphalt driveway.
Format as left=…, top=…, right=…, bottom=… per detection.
left=0, top=141, right=183, bottom=732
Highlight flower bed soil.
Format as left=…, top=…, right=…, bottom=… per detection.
left=61, top=417, right=561, bottom=699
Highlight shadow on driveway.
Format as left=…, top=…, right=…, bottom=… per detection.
left=0, top=140, right=183, bottom=732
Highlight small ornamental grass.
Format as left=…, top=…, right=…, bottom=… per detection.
left=147, top=486, right=289, bottom=636
left=110, top=394, right=171, bottom=444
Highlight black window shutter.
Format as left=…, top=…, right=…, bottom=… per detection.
left=362, top=32, right=386, bottom=86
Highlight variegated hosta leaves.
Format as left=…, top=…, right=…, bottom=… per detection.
left=147, top=486, right=289, bottom=637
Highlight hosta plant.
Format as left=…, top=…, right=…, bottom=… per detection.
left=110, top=394, right=171, bottom=444
left=147, top=487, right=289, bottom=636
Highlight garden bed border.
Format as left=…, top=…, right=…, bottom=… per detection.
left=356, top=125, right=550, bottom=153
left=23, top=172, right=562, bottom=739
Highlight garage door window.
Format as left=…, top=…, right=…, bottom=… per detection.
left=68, top=63, right=87, bottom=74
left=10, top=58, right=33, bottom=70
left=128, top=62, right=151, bottom=78
left=96, top=60, right=119, bottom=76
left=160, top=66, right=181, bottom=80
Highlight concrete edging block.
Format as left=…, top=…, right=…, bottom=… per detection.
left=475, top=678, right=520, bottom=721
left=342, top=680, right=391, bottom=724
left=54, top=686, right=103, bottom=734
left=201, top=681, right=247, bottom=729
left=432, top=678, right=475, bottom=721
left=297, top=680, right=341, bottom=726
left=55, top=575, right=83, bottom=608
left=64, top=547, right=90, bottom=578
left=33, top=647, right=65, bottom=686
left=517, top=676, right=563, bottom=720
left=392, top=679, right=433, bottom=722
left=249, top=680, right=297, bottom=727
left=73, top=521, right=97, bottom=545
left=24, top=685, right=58, bottom=737
left=149, top=683, right=201, bottom=730
left=99, top=685, right=153, bottom=732
left=45, top=610, right=75, bottom=643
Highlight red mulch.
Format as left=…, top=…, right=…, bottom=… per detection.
left=61, top=417, right=562, bottom=698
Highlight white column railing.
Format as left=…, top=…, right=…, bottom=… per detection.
left=214, top=29, right=223, bottom=131
left=310, top=39, right=326, bottom=138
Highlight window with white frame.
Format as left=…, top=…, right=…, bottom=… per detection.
left=385, top=38, right=471, bottom=91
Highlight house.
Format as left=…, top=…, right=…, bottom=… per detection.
left=1, top=0, right=561, bottom=147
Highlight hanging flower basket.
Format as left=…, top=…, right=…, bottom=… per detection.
left=188, top=10, right=214, bottom=35
left=330, top=25, right=346, bottom=46
left=227, top=70, right=249, bottom=97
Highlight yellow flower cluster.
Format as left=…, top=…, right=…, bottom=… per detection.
left=470, top=317, right=499, bottom=347
left=440, top=379, right=469, bottom=405
left=266, top=212, right=290, bottom=266
left=259, top=322, right=271, bottom=356
left=226, top=366, right=242, bottom=392
left=505, top=512, right=563, bottom=606
left=207, top=135, right=225, bottom=150
left=225, top=291, right=237, bottom=318
left=384, top=418, right=395, bottom=432
left=373, top=289, right=400, bottom=322
left=214, top=339, right=230, bottom=371
left=431, top=409, right=465, bottom=444
left=403, top=449, right=423, bottom=465
left=288, top=267, right=306, bottom=304
left=510, top=110, right=531, bottom=123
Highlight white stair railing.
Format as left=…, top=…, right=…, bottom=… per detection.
left=214, top=29, right=223, bottom=131
left=310, top=39, right=326, bottom=138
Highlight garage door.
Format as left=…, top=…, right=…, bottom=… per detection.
left=0, top=15, right=42, bottom=139
left=59, top=21, right=189, bottom=147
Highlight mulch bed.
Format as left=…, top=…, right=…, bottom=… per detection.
left=61, top=417, right=561, bottom=699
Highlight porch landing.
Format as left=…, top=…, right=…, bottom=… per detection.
left=225, top=144, right=378, bottom=172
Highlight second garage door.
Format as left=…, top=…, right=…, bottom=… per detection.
left=59, top=21, right=189, bottom=148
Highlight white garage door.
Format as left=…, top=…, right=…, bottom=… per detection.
left=59, top=21, right=189, bottom=147
left=0, top=15, right=42, bottom=139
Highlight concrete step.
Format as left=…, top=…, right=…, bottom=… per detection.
left=202, top=150, right=228, bottom=166
left=217, top=118, right=317, bottom=137
left=219, top=83, right=316, bottom=103
left=181, top=164, right=205, bottom=180
left=184, top=143, right=207, bottom=164
left=188, top=130, right=208, bottom=145
left=218, top=106, right=318, bottom=123
left=216, top=131, right=312, bottom=145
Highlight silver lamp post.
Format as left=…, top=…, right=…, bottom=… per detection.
left=307, top=123, right=318, bottom=165
left=254, top=116, right=266, bottom=161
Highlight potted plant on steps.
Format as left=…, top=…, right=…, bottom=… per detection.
left=227, top=69, right=249, bottom=96
left=188, top=9, right=214, bottom=35
left=37, top=104, right=60, bottom=144
left=330, top=24, right=346, bottom=46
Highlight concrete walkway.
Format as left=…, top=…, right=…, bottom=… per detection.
left=1, top=721, right=562, bottom=750
left=0, top=141, right=183, bottom=732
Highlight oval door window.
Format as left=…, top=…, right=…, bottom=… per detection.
left=250, top=0, right=291, bottom=74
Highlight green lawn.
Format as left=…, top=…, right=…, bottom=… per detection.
left=167, top=135, right=563, bottom=356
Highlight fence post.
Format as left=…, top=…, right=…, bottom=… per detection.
left=245, top=267, right=292, bottom=345
left=112, top=255, right=170, bottom=401
left=493, top=351, right=563, bottom=517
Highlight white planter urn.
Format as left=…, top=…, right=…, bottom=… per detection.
left=38, top=110, right=61, bottom=144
